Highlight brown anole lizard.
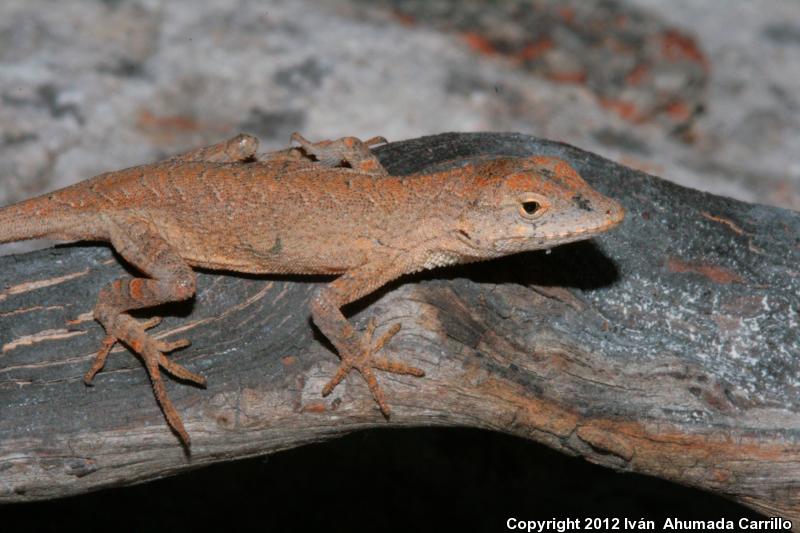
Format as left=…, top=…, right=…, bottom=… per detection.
left=0, top=133, right=624, bottom=446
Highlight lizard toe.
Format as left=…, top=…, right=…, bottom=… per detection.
left=154, top=337, right=191, bottom=353
left=370, top=355, right=425, bottom=377
left=322, top=362, right=353, bottom=396
left=157, top=351, right=206, bottom=386
left=141, top=316, right=162, bottom=330
left=357, top=365, right=391, bottom=417
left=84, top=334, right=117, bottom=385
left=140, top=345, right=191, bottom=447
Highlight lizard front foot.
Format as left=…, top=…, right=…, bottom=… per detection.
left=288, top=132, right=389, bottom=176
left=321, top=319, right=425, bottom=416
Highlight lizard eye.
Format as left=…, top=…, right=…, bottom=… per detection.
left=518, top=195, right=547, bottom=219
left=521, top=201, right=540, bottom=215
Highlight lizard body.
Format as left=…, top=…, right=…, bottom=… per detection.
left=0, top=133, right=624, bottom=446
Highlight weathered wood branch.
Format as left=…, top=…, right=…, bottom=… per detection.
left=1, top=133, right=798, bottom=523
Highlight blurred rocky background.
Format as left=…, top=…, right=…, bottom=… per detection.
left=1, top=0, right=796, bottom=529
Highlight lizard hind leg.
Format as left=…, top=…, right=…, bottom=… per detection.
left=91, top=214, right=204, bottom=446
left=289, top=132, right=389, bottom=176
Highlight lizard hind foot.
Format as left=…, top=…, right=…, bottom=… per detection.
left=86, top=314, right=205, bottom=446
left=321, top=319, right=425, bottom=417
left=84, top=316, right=164, bottom=385
left=288, top=132, right=389, bottom=176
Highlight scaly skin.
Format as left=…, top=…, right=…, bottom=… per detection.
left=0, top=133, right=624, bottom=447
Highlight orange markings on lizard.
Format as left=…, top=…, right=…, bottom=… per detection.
left=553, top=159, right=580, bottom=180
left=129, top=278, right=145, bottom=300
left=0, top=132, right=624, bottom=447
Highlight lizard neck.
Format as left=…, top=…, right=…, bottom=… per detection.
left=393, top=166, right=503, bottom=269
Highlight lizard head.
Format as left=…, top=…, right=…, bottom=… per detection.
left=451, top=155, right=625, bottom=257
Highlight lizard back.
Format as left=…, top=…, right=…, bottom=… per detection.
left=0, top=158, right=445, bottom=275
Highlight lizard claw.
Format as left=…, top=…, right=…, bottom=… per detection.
left=321, top=319, right=424, bottom=416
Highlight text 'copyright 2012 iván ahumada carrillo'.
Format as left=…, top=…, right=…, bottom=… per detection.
left=506, top=516, right=793, bottom=532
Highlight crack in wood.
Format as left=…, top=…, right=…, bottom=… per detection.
left=0, top=269, right=89, bottom=302
left=2, top=329, right=86, bottom=353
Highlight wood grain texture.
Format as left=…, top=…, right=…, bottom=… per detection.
left=1, top=133, right=798, bottom=523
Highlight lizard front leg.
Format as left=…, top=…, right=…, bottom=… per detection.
left=310, top=259, right=424, bottom=415
left=88, top=212, right=202, bottom=446
left=170, top=133, right=259, bottom=163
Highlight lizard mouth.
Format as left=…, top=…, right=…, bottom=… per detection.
left=493, top=215, right=624, bottom=252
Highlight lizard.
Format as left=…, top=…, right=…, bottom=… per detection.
left=0, top=132, right=625, bottom=447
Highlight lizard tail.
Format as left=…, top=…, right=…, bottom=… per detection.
left=0, top=194, right=90, bottom=244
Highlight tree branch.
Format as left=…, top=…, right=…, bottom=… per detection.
left=1, top=133, right=798, bottom=523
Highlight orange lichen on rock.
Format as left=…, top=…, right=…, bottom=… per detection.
left=667, top=258, right=745, bottom=284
